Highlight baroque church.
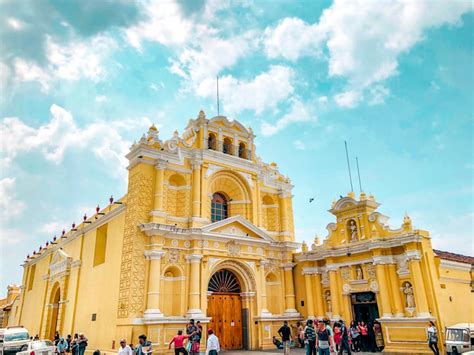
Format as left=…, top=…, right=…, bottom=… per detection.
left=9, top=112, right=473, bottom=353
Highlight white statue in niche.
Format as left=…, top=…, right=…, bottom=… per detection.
left=348, top=220, right=359, bottom=241
left=403, top=282, right=416, bottom=308
left=355, top=265, right=364, bottom=280
left=325, top=291, right=332, bottom=313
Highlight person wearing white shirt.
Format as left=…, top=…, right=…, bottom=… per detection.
left=118, top=339, right=133, bottom=355
left=206, top=329, right=220, bottom=355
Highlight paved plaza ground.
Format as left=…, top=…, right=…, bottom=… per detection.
left=224, top=349, right=381, bottom=354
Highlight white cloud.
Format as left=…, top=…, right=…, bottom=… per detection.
left=0, top=104, right=152, bottom=180
left=0, top=178, right=26, bottom=220
left=263, top=0, right=471, bottom=105
left=197, top=65, right=295, bottom=115
left=0, top=227, right=28, bottom=246
left=12, top=35, right=115, bottom=92
left=260, top=98, right=315, bottom=136
left=293, top=140, right=306, bottom=150
left=149, top=82, right=164, bottom=91
left=334, top=90, right=362, bottom=108
left=368, top=85, right=390, bottom=105
left=170, top=32, right=257, bottom=92
left=95, top=95, right=108, bottom=103
left=264, top=17, right=324, bottom=61
left=46, top=35, right=115, bottom=82
left=7, top=17, right=25, bottom=30
left=13, top=59, right=51, bottom=92
left=124, top=1, right=193, bottom=49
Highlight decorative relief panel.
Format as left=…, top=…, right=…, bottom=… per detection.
left=117, top=171, right=154, bottom=318
left=227, top=241, right=240, bottom=256
left=340, top=267, right=350, bottom=281
left=366, top=264, right=376, bottom=279
left=167, top=249, right=181, bottom=264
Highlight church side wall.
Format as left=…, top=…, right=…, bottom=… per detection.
left=70, top=212, right=125, bottom=350
left=436, top=261, right=474, bottom=328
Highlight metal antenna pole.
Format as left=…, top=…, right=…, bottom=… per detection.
left=344, top=141, right=354, bottom=192
left=356, top=157, right=363, bottom=193
left=217, top=76, right=220, bottom=116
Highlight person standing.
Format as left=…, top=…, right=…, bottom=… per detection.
left=135, top=334, right=152, bottom=355
left=71, top=334, right=79, bottom=355
left=427, top=321, right=439, bottom=355
left=118, top=339, right=133, bottom=355
left=316, top=321, right=334, bottom=355
left=358, top=322, right=368, bottom=351
left=186, top=320, right=198, bottom=354
left=338, top=320, right=351, bottom=355
left=54, top=331, right=60, bottom=346
left=292, top=321, right=305, bottom=348
left=367, top=321, right=377, bottom=352
left=57, top=337, right=68, bottom=355
left=278, top=321, right=292, bottom=355
left=333, top=322, right=341, bottom=352
left=77, top=333, right=88, bottom=355
left=66, top=335, right=72, bottom=354
left=169, top=330, right=188, bottom=355
left=194, top=321, right=202, bottom=354
left=206, top=329, right=220, bottom=355
left=349, top=321, right=360, bottom=352
left=304, top=319, right=317, bottom=355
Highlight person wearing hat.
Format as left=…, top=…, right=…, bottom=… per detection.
left=206, top=329, right=220, bottom=355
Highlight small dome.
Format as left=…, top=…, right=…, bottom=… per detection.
left=149, top=124, right=158, bottom=131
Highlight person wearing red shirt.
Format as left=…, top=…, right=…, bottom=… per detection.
left=169, top=330, right=189, bottom=355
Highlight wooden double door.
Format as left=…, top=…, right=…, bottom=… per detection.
left=207, top=293, right=243, bottom=350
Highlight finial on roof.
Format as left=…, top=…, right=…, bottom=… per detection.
left=402, top=213, right=413, bottom=231
left=360, top=192, right=367, bottom=200
left=314, top=235, right=321, bottom=246
left=198, top=110, right=206, bottom=119
left=301, top=241, right=308, bottom=253
left=149, top=123, right=158, bottom=132
left=347, top=191, right=356, bottom=199
left=368, top=193, right=375, bottom=201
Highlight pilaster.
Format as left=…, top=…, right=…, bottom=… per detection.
left=328, top=269, right=341, bottom=319
left=185, top=254, right=204, bottom=318
left=144, top=250, right=166, bottom=319
left=282, top=263, right=299, bottom=316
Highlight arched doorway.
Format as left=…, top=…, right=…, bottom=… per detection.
left=48, top=285, right=61, bottom=340
left=207, top=269, right=243, bottom=350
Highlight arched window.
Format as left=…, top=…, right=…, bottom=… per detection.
left=223, top=137, right=233, bottom=155
left=208, top=133, right=217, bottom=150
left=211, top=192, right=228, bottom=223
left=238, top=142, right=247, bottom=159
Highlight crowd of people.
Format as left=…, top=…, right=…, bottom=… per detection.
left=273, top=318, right=385, bottom=355
left=41, top=316, right=440, bottom=355
left=47, top=319, right=221, bottom=355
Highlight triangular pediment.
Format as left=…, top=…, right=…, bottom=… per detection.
left=51, top=249, right=71, bottom=265
left=202, top=216, right=273, bottom=241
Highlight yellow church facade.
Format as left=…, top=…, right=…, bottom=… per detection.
left=8, top=112, right=474, bottom=353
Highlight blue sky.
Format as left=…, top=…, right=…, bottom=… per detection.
left=0, top=0, right=473, bottom=295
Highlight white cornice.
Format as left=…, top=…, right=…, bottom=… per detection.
left=440, top=259, right=472, bottom=272
left=296, top=234, right=424, bottom=262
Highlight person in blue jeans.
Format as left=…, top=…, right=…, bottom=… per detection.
left=77, top=333, right=88, bottom=355
left=316, top=321, right=334, bottom=355
left=304, top=319, right=317, bottom=355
